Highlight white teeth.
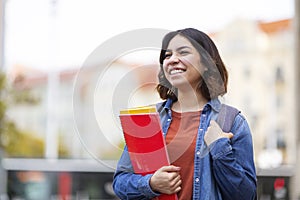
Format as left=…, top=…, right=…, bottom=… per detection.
left=170, top=69, right=185, bottom=75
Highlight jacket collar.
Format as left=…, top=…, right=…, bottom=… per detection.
left=163, top=98, right=222, bottom=113
left=206, top=98, right=222, bottom=113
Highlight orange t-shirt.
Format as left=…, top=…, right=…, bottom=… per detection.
left=165, top=110, right=201, bottom=200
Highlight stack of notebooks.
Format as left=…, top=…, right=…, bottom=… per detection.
left=119, top=106, right=178, bottom=200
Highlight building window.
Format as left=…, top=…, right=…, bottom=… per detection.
left=275, top=66, right=284, bottom=83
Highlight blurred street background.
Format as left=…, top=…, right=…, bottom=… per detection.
left=0, top=0, right=299, bottom=199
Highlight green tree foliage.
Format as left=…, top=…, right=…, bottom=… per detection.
left=57, top=133, right=70, bottom=158
left=0, top=72, right=44, bottom=157
left=3, top=122, right=44, bottom=157
left=101, top=140, right=125, bottom=160
left=9, top=74, right=41, bottom=105
left=0, top=72, right=69, bottom=158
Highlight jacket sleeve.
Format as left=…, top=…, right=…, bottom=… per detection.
left=112, top=146, right=160, bottom=200
left=209, top=114, right=257, bottom=200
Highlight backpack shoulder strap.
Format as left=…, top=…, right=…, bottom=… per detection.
left=216, top=104, right=240, bottom=133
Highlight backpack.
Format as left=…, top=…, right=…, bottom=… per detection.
left=216, top=104, right=240, bottom=133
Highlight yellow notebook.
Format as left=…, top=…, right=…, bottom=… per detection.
left=119, top=105, right=157, bottom=115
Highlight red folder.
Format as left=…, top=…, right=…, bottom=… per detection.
left=119, top=106, right=178, bottom=200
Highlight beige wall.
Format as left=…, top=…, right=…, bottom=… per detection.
left=212, top=18, right=296, bottom=166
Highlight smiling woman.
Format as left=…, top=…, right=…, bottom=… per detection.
left=162, top=37, right=202, bottom=91
left=157, top=29, right=228, bottom=104
left=113, top=28, right=257, bottom=200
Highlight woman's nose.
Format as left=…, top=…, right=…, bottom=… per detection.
left=168, top=53, right=180, bottom=65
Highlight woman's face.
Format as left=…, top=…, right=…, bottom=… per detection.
left=162, top=35, right=203, bottom=91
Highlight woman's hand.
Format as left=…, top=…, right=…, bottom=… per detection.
left=204, top=120, right=233, bottom=146
left=149, top=165, right=182, bottom=195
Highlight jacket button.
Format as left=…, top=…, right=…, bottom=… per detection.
left=195, top=177, right=200, bottom=182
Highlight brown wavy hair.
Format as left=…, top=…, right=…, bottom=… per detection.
left=156, top=28, right=228, bottom=101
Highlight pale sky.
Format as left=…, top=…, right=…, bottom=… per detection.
left=4, top=0, right=295, bottom=71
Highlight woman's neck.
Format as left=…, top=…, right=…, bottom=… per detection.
left=172, top=89, right=208, bottom=113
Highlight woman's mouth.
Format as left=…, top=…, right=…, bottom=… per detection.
left=169, top=68, right=186, bottom=75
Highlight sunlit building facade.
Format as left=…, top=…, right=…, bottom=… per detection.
left=212, top=18, right=295, bottom=166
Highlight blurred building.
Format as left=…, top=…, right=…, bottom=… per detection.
left=8, top=66, right=83, bottom=157
left=6, top=18, right=296, bottom=168
left=7, top=60, right=160, bottom=159
left=212, top=18, right=295, bottom=167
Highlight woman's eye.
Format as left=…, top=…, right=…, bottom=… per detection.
left=164, top=53, right=172, bottom=59
left=179, top=51, right=189, bottom=55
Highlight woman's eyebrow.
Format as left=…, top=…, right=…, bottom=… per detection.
left=166, top=46, right=192, bottom=52
left=176, top=46, right=192, bottom=51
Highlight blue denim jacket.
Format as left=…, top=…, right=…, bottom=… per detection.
left=113, top=98, right=257, bottom=200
